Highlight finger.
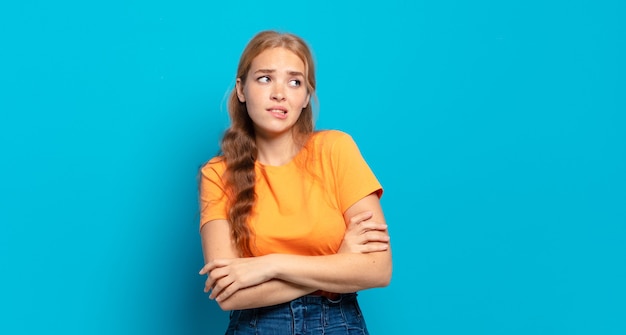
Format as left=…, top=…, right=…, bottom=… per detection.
left=204, top=267, right=229, bottom=292
left=199, top=259, right=232, bottom=275
left=204, top=277, right=214, bottom=293
left=349, top=211, right=373, bottom=225
left=199, top=263, right=211, bottom=275
left=199, top=261, right=218, bottom=275
left=361, top=231, right=390, bottom=243
left=347, top=232, right=389, bottom=250
left=215, top=281, right=239, bottom=302
left=357, top=222, right=388, bottom=233
left=204, top=270, right=219, bottom=292
left=210, top=276, right=234, bottom=300
left=359, top=242, right=389, bottom=253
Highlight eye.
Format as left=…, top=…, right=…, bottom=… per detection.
left=288, top=79, right=301, bottom=87
left=257, top=76, right=270, bottom=83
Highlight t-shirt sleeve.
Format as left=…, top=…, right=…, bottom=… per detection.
left=330, top=132, right=383, bottom=213
left=199, top=159, right=229, bottom=231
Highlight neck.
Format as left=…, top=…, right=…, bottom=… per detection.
left=255, top=131, right=301, bottom=166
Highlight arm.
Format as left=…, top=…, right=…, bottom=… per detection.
left=204, top=193, right=392, bottom=303
left=199, top=218, right=317, bottom=310
left=271, top=193, right=392, bottom=291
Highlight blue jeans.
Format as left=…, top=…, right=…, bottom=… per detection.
left=225, top=293, right=370, bottom=335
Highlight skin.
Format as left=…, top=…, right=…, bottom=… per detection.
left=236, top=47, right=311, bottom=166
left=199, top=47, right=392, bottom=311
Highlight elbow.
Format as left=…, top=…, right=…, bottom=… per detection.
left=376, top=264, right=392, bottom=288
left=216, top=300, right=236, bottom=312
left=372, top=258, right=392, bottom=288
left=357, top=261, right=392, bottom=290
left=216, top=295, right=254, bottom=311
left=380, top=275, right=391, bottom=288
left=376, top=274, right=391, bottom=288
left=362, top=254, right=392, bottom=289
left=358, top=269, right=391, bottom=291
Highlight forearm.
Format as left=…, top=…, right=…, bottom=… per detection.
left=201, top=194, right=393, bottom=306
left=271, top=248, right=392, bottom=293
left=216, top=279, right=316, bottom=311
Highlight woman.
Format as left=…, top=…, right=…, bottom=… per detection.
left=199, top=30, right=392, bottom=335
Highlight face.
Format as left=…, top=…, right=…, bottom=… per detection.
left=236, top=47, right=310, bottom=139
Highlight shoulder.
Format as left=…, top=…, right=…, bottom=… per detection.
left=300, top=130, right=363, bottom=167
left=313, top=129, right=352, bottom=141
left=309, top=130, right=356, bottom=150
left=200, top=156, right=227, bottom=178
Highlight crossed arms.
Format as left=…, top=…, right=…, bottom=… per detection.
left=199, top=193, right=392, bottom=311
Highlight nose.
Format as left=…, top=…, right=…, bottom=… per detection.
left=271, top=84, right=285, bottom=101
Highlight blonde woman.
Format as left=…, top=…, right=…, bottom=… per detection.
left=199, top=30, right=392, bottom=335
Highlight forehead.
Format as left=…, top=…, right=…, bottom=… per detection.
left=249, top=47, right=305, bottom=73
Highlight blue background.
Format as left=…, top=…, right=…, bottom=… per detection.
left=1, top=1, right=624, bottom=334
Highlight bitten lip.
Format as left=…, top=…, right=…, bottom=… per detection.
left=267, top=106, right=288, bottom=112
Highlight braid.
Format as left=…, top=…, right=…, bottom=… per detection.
left=221, top=126, right=257, bottom=256
left=220, top=30, right=316, bottom=256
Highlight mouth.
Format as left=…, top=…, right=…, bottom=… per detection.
left=267, top=107, right=288, bottom=118
left=268, top=109, right=287, bottom=115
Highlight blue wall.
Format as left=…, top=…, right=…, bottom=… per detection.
left=1, top=1, right=624, bottom=334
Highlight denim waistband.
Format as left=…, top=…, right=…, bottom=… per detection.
left=300, top=292, right=357, bottom=304
left=226, top=292, right=368, bottom=334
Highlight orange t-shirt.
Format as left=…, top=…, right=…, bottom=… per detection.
left=199, top=130, right=382, bottom=256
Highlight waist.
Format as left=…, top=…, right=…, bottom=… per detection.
left=242, top=293, right=358, bottom=313
left=307, top=290, right=344, bottom=302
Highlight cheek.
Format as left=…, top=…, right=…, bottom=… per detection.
left=295, top=92, right=309, bottom=108
left=243, top=89, right=263, bottom=108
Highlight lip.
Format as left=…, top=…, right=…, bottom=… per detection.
left=267, top=106, right=287, bottom=112
left=266, top=106, right=288, bottom=119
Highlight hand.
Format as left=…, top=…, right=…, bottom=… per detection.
left=338, top=211, right=389, bottom=254
left=198, top=255, right=275, bottom=302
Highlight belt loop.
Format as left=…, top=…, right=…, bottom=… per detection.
left=249, top=308, right=258, bottom=327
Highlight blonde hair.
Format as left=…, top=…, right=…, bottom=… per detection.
left=221, top=30, right=317, bottom=256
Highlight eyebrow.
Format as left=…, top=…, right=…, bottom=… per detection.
left=254, top=69, right=304, bottom=77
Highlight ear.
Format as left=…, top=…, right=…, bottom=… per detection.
left=303, top=93, right=310, bottom=108
left=236, top=78, right=245, bottom=102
